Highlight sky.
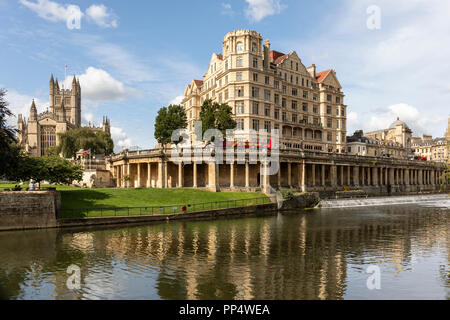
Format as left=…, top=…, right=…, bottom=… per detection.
left=0, top=0, right=449, bottom=152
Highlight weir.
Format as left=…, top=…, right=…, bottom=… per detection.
left=318, top=194, right=450, bottom=209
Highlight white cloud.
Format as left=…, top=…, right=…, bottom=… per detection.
left=86, top=4, right=117, bottom=28
left=286, top=0, right=450, bottom=137
left=110, top=126, right=132, bottom=152
left=3, top=88, right=49, bottom=127
left=19, top=0, right=82, bottom=22
left=169, top=96, right=184, bottom=105
left=351, top=103, right=446, bottom=137
left=221, top=3, right=235, bottom=16
left=244, top=0, right=285, bottom=22
left=83, top=111, right=94, bottom=123
left=74, top=36, right=155, bottom=83
left=62, top=67, right=132, bottom=103
left=19, top=0, right=83, bottom=28
left=19, top=0, right=117, bottom=29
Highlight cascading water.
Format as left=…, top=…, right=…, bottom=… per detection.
left=318, top=194, right=450, bottom=209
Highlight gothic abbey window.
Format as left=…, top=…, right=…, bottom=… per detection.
left=40, top=125, right=56, bottom=156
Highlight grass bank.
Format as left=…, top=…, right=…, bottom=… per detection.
left=1, top=183, right=269, bottom=218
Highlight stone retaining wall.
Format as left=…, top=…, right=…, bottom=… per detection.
left=57, top=202, right=277, bottom=229
left=0, top=191, right=60, bottom=231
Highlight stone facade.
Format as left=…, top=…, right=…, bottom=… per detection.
left=17, top=74, right=111, bottom=157
left=412, top=134, right=448, bottom=162
left=182, top=30, right=347, bottom=154
left=412, top=118, right=450, bottom=163
left=347, top=118, right=412, bottom=159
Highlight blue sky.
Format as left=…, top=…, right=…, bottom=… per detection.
left=1, top=0, right=449, bottom=151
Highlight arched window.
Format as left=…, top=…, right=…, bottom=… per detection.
left=236, top=42, right=244, bottom=53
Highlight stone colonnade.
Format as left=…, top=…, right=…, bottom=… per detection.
left=109, top=154, right=445, bottom=193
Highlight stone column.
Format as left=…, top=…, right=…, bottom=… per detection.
left=122, top=164, right=126, bottom=187
left=245, top=161, right=250, bottom=188
left=331, top=165, right=337, bottom=187
left=405, top=168, right=410, bottom=185
left=157, top=160, right=165, bottom=188
left=367, top=167, right=371, bottom=186
left=287, top=163, right=292, bottom=187
left=347, top=166, right=352, bottom=186
left=312, top=164, right=316, bottom=186
left=178, top=163, right=183, bottom=188
left=137, top=163, right=141, bottom=188
left=389, top=168, right=395, bottom=185
left=208, top=163, right=218, bottom=191
left=117, top=166, right=121, bottom=187
left=372, top=166, right=378, bottom=186
left=230, top=163, right=234, bottom=189
left=419, top=169, right=423, bottom=185
left=193, top=163, right=198, bottom=188
left=126, top=162, right=131, bottom=188
left=277, top=164, right=281, bottom=188
left=361, top=167, right=365, bottom=186
left=321, top=164, right=325, bottom=186
left=353, top=166, right=359, bottom=186
left=147, top=163, right=151, bottom=187
left=261, top=163, right=270, bottom=193
left=340, top=166, right=344, bottom=186
left=301, top=161, right=306, bottom=192
left=385, top=167, right=388, bottom=186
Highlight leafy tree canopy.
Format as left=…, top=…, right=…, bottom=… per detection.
left=199, top=99, right=236, bottom=137
left=0, top=88, right=18, bottom=175
left=154, top=104, right=187, bottom=148
left=7, top=154, right=83, bottom=184
left=56, top=127, right=114, bottom=158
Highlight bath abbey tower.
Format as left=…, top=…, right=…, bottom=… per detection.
left=17, top=74, right=110, bottom=157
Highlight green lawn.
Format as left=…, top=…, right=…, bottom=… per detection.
left=1, top=184, right=269, bottom=218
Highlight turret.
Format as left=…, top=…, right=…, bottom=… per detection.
left=222, top=29, right=263, bottom=59
left=49, top=74, right=55, bottom=113
left=29, top=99, right=37, bottom=121
left=102, top=116, right=111, bottom=133
left=263, top=39, right=270, bottom=69
left=72, top=75, right=77, bottom=92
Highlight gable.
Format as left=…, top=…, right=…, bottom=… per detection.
left=319, top=70, right=342, bottom=89
left=278, top=51, right=313, bottom=79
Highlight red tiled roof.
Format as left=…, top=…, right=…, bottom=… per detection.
left=315, top=70, right=332, bottom=82
left=193, top=80, right=203, bottom=87
left=270, top=50, right=286, bottom=64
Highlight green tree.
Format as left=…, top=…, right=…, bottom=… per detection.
left=8, top=154, right=82, bottom=184
left=56, top=127, right=114, bottom=158
left=154, top=104, right=187, bottom=150
left=0, top=88, right=18, bottom=177
left=199, top=99, right=236, bottom=140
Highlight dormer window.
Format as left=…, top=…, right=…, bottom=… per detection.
left=236, top=42, right=244, bottom=53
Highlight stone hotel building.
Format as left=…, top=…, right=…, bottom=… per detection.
left=182, top=30, right=347, bottom=153
left=107, top=30, right=446, bottom=194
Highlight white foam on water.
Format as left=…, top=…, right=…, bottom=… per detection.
left=319, top=194, right=450, bottom=209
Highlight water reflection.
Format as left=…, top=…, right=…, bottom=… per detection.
left=0, top=203, right=448, bottom=300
